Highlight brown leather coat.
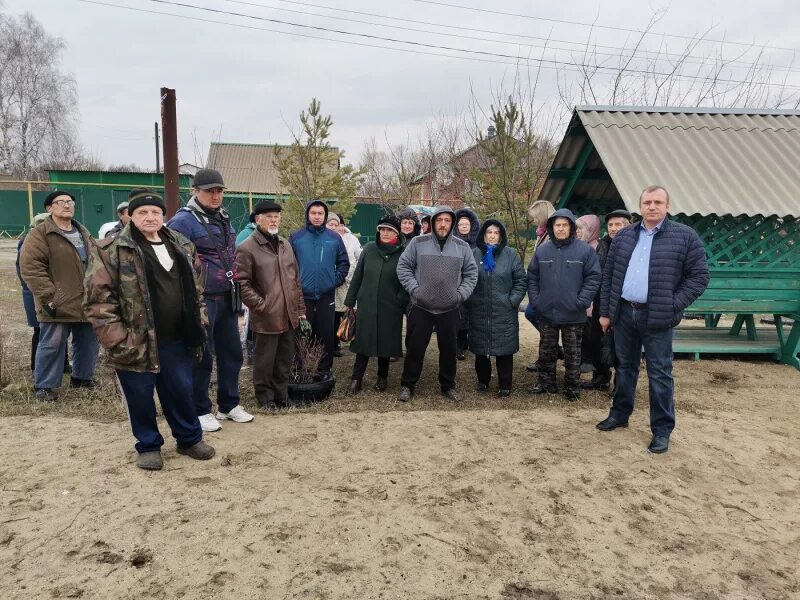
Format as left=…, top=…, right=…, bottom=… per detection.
left=235, top=228, right=305, bottom=335
left=19, top=216, right=94, bottom=323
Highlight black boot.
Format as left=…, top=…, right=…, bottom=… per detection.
left=347, top=379, right=362, bottom=395
left=373, top=377, right=388, bottom=391
left=580, top=371, right=611, bottom=390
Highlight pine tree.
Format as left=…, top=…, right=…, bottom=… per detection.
left=469, top=100, right=553, bottom=265
left=274, top=98, right=364, bottom=235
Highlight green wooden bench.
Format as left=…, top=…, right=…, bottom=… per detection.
left=675, top=269, right=800, bottom=369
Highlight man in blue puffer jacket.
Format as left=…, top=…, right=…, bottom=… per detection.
left=528, top=208, right=600, bottom=400
left=167, top=170, right=254, bottom=432
left=596, top=185, right=709, bottom=454
left=289, top=200, right=350, bottom=377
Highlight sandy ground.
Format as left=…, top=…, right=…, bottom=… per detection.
left=1, top=240, right=799, bottom=599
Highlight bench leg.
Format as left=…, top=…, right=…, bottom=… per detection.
left=780, top=321, right=800, bottom=370
left=730, top=315, right=757, bottom=340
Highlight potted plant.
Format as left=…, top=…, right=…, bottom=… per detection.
left=287, top=332, right=336, bottom=404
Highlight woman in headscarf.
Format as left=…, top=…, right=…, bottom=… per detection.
left=466, top=219, right=527, bottom=396
left=397, top=207, right=421, bottom=242
left=575, top=214, right=601, bottom=374
left=343, top=215, right=408, bottom=394
left=525, top=200, right=556, bottom=372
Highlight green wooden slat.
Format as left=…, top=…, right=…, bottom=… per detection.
left=557, top=140, right=594, bottom=209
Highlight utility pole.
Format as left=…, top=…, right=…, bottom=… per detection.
left=160, top=87, right=179, bottom=218
left=154, top=122, right=160, bottom=174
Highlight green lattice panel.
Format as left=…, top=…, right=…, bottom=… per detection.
left=672, top=214, right=800, bottom=271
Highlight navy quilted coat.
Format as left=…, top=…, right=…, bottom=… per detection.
left=466, top=220, right=527, bottom=356
left=599, top=218, right=709, bottom=330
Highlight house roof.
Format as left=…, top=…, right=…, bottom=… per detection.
left=206, top=143, right=291, bottom=194
left=206, top=142, right=339, bottom=194
left=539, top=106, right=800, bottom=217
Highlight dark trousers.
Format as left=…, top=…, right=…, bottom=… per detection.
left=194, top=294, right=243, bottom=416
left=253, top=330, right=295, bottom=405
left=538, top=320, right=583, bottom=391
left=586, top=311, right=612, bottom=380
left=334, top=311, right=344, bottom=348
left=117, top=341, right=202, bottom=454
left=401, top=307, right=460, bottom=391
left=475, top=354, right=514, bottom=390
left=610, top=303, right=676, bottom=437
left=304, top=291, right=336, bottom=372
left=352, top=354, right=389, bottom=381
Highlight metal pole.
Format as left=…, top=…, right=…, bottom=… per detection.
left=160, top=87, right=179, bottom=218
left=154, top=122, right=161, bottom=174
left=248, top=191, right=253, bottom=214
left=27, top=182, right=34, bottom=225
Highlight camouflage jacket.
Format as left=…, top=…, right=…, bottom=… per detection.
left=83, top=224, right=207, bottom=373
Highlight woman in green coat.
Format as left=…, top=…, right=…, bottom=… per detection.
left=343, top=215, right=409, bottom=394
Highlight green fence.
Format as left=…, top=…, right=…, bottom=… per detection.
left=0, top=183, right=391, bottom=242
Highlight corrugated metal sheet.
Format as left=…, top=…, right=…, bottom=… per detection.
left=206, top=143, right=291, bottom=194
left=540, top=107, right=800, bottom=217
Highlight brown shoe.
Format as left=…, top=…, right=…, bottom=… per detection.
left=177, top=441, right=216, bottom=461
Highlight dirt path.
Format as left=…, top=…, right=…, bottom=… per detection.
left=1, top=391, right=798, bottom=599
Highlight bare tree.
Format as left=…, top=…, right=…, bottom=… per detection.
left=0, top=11, right=80, bottom=178
left=556, top=11, right=800, bottom=111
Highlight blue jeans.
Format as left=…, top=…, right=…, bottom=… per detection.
left=34, top=322, right=99, bottom=390
left=610, top=303, right=675, bottom=437
left=117, top=341, right=202, bottom=453
left=194, top=294, right=243, bottom=415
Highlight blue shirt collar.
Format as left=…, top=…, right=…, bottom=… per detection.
left=640, top=218, right=666, bottom=235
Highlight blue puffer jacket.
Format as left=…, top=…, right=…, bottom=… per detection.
left=167, top=197, right=237, bottom=296
left=600, top=218, right=709, bottom=330
left=289, top=200, right=350, bottom=300
left=527, top=209, right=601, bottom=325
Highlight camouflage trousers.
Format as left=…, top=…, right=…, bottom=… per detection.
left=537, top=320, right=584, bottom=392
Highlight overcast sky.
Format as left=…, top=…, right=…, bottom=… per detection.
left=7, top=0, right=800, bottom=168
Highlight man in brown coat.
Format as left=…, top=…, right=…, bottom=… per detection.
left=235, top=201, right=306, bottom=409
left=20, top=191, right=99, bottom=401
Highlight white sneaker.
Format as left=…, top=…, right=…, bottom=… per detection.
left=198, top=413, right=222, bottom=432
left=216, top=405, right=254, bottom=423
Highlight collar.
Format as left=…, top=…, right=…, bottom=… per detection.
left=640, top=218, right=666, bottom=235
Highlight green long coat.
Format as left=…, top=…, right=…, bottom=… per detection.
left=344, top=240, right=408, bottom=358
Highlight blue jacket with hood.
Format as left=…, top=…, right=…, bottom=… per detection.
left=289, top=200, right=350, bottom=300
left=527, top=208, right=601, bottom=325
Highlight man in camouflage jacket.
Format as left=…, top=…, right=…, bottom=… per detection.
left=84, top=190, right=214, bottom=470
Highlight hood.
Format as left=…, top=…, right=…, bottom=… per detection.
left=454, top=208, right=481, bottom=246
left=397, top=207, right=421, bottom=238
left=430, top=205, right=457, bottom=240
left=476, top=218, right=508, bottom=254
left=305, top=200, right=329, bottom=229
left=576, top=214, right=601, bottom=249
left=546, top=208, right=578, bottom=246
left=186, top=196, right=229, bottom=221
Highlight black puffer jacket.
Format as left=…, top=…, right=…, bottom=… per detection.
left=454, top=208, right=480, bottom=248
left=466, top=220, right=527, bottom=356
left=600, top=218, right=709, bottom=329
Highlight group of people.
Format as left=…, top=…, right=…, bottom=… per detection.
left=16, top=174, right=708, bottom=468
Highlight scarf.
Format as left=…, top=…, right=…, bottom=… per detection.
left=483, top=244, right=497, bottom=273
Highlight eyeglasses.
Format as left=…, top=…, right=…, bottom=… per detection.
left=53, top=199, right=75, bottom=207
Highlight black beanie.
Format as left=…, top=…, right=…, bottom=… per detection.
left=128, top=189, right=166, bottom=215
left=43, top=190, right=76, bottom=209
